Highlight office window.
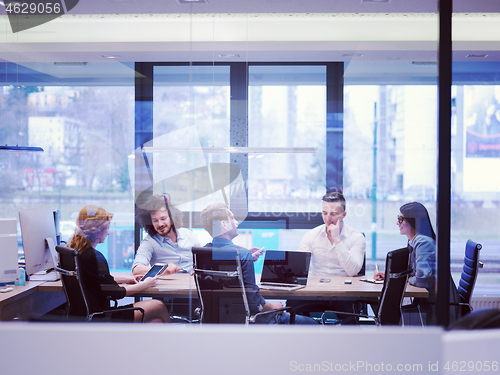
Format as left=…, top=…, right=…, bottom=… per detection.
left=149, top=65, right=231, bottom=213
left=344, top=81, right=500, bottom=295
left=138, top=63, right=333, bottom=253
left=0, top=65, right=135, bottom=271
left=451, top=84, right=500, bottom=294
left=248, top=65, right=327, bottom=213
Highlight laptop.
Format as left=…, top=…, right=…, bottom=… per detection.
left=259, top=250, right=311, bottom=291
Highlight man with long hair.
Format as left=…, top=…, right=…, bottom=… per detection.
left=132, top=194, right=200, bottom=276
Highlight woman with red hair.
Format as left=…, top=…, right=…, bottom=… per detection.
left=68, top=205, right=171, bottom=323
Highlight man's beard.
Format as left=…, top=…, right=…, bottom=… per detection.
left=158, top=226, right=172, bottom=235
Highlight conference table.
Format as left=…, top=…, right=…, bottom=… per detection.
left=0, top=273, right=428, bottom=322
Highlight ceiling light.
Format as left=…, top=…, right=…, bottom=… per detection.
left=98, top=55, right=121, bottom=59
left=412, top=61, right=437, bottom=67
left=142, top=147, right=317, bottom=154
left=343, top=53, right=364, bottom=57
left=219, top=54, right=240, bottom=58
left=360, top=0, right=391, bottom=3
left=0, top=145, right=43, bottom=152
left=53, top=62, right=88, bottom=67
left=176, top=0, right=208, bottom=4
left=466, top=54, right=488, bottom=58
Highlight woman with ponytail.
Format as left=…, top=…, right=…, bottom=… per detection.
left=68, top=205, right=171, bottom=323
left=374, top=202, right=460, bottom=325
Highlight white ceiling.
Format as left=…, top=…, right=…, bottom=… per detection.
left=0, top=0, right=499, bottom=83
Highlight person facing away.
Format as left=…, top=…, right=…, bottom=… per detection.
left=297, top=192, right=365, bottom=276
left=132, top=194, right=200, bottom=276
left=200, top=202, right=317, bottom=325
left=373, top=201, right=460, bottom=325
left=67, top=205, right=171, bottom=323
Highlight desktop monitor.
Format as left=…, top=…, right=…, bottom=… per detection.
left=0, top=218, right=19, bottom=284
left=19, top=207, right=59, bottom=278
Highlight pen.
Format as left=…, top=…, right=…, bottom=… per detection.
left=375, top=263, right=379, bottom=273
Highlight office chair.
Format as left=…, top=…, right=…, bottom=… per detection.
left=403, top=239, right=483, bottom=326
left=457, top=239, right=483, bottom=316
left=321, top=247, right=411, bottom=326
left=55, top=245, right=145, bottom=322
left=192, top=246, right=296, bottom=324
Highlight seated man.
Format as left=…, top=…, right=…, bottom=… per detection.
left=295, top=191, right=366, bottom=323
left=200, top=202, right=317, bottom=325
left=298, top=191, right=365, bottom=276
left=132, top=194, right=201, bottom=276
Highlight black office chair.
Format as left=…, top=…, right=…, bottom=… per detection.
left=457, top=239, right=483, bottom=317
left=192, top=246, right=296, bottom=324
left=55, top=245, right=145, bottom=322
left=403, top=239, right=483, bottom=326
left=322, top=247, right=411, bottom=326
left=447, top=308, right=500, bottom=330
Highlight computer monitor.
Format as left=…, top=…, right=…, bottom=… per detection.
left=19, top=207, right=59, bottom=278
left=0, top=218, right=19, bottom=284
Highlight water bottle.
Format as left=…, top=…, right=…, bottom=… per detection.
left=15, top=267, right=26, bottom=286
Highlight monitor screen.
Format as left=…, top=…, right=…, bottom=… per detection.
left=19, top=207, right=58, bottom=276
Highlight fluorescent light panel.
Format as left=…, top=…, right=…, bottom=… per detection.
left=141, top=147, right=317, bottom=154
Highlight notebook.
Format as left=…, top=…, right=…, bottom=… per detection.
left=259, top=250, right=311, bottom=291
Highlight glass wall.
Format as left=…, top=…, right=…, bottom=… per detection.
left=3, top=1, right=500, bottom=322
left=0, top=63, right=135, bottom=271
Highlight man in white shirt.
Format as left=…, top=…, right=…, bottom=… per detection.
left=294, top=192, right=366, bottom=324
left=298, top=192, right=365, bottom=276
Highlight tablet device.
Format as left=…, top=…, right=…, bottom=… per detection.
left=360, top=278, right=384, bottom=284
left=140, top=264, right=167, bottom=281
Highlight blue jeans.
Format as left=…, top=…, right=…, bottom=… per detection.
left=269, top=312, right=318, bottom=325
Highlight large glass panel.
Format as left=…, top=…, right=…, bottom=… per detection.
left=450, top=8, right=500, bottom=297
left=248, top=65, right=326, bottom=214
left=344, top=83, right=438, bottom=262
left=151, top=65, right=232, bottom=215
left=343, top=40, right=440, bottom=311
left=0, top=63, right=135, bottom=271
left=451, top=80, right=500, bottom=294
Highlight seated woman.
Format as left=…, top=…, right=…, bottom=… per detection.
left=67, top=205, right=171, bottom=323
left=374, top=202, right=460, bottom=325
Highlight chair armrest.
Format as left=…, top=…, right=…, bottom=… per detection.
left=322, top=309, right=372, bottom=320
left=194, top=269, right=239, bottom=278
left=55, top=267, right=76, bottom=276
left=89, top=306, right=145, bottom=322
left=248, top=306, right=295, bottom=324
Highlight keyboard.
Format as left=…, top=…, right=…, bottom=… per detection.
left=259, top=282, right=305, bottom=291
left=29, top=270, right=60, bottom=281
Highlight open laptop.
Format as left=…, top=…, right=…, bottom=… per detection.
left=259, top=250, right=311, bottom=291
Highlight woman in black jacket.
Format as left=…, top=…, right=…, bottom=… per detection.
left=68, top=205, right=171, bottom=323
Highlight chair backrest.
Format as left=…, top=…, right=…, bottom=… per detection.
left=355, top=232, right=366, bottom=276
left=457, top=240, right=482, bottom=308
left=192, top=246, right=248, bottom=323
left=356, top=253, right=366, bottom=276
left=55, top=245, right=91, bottom=318
left=447, top=308, right=500, bottom=330
left=377, top=247, right=411, bottom=326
